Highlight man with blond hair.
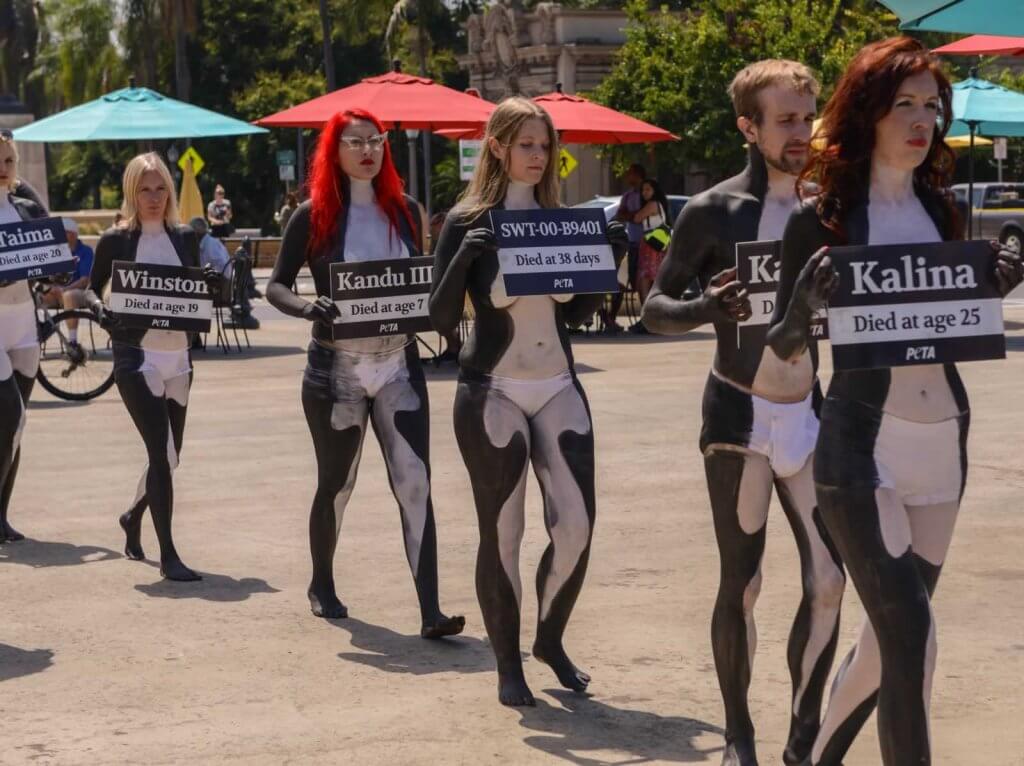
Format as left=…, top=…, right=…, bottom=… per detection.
left=643, top=60, right=845, bottom=766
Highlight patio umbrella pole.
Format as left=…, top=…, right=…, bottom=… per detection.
left=423, top=131, right=432, bottom=229
left=297, top=129, right=305, bottom=195
left=969, top=121, right=976, bottom=239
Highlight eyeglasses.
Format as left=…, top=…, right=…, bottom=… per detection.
left=339, top=134, right=388, bottom=153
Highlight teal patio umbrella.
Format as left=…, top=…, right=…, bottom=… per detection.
left=949, top=74, right=1024, bottom=236
left=879, top=0, right=1024, bottom=36
left=13, top=85, right=266, bottom=141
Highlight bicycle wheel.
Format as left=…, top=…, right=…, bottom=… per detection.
left=37, top=310, right=116, bottom=401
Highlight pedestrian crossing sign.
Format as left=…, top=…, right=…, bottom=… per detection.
left=178, top=146, right=205, bottom=176
left=559, top=148, right=578, bottom=179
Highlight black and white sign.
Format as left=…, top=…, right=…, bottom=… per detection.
left=735, top=240, right=827, bottom=348
left=0, top=217, right=75, bottom=282
left=827, top=240, right=1003, bottom=370
left=492, top=208, right=617, bottom=296
left=109, top=260, right=212, bottom=333
left=329, top=257, right=434, bottom=340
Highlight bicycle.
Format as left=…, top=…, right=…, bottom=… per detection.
left=33, top=283, right=115, bottom=401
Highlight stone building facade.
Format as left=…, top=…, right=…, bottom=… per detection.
left=458, top=2, right=633, bottom=205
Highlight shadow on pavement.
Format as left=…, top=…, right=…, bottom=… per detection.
left=192, top=344, right=305, bottom=362
left=0, top=539, right=119, bottom=568
left=333, top=617, right=509, bottom=676
left=0, top=644, right=54, bottom=683
left=135, top=571, right=280, bottom=602
left=518, top=689, right=723, bottom=765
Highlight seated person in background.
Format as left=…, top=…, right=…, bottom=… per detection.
left=189, top=216, right=232, bottom=279
left=190, top=217, right=259, bottom=331
left=40, top=218, right=94, bottom=345
left=207, top=184, right=233, bottom=237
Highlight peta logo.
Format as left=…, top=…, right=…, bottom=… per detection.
left=906, top=345, right=936, bottom=361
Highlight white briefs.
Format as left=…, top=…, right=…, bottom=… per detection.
left=746, top=389, right=820, bottom=478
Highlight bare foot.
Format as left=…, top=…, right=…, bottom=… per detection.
left=420, top=614, right=465, bottom=639
left=119, top=511, right=145, bottom=561
left=498, top=670, right=535, bottom=707
left=532, top=639, right=590, bottom=692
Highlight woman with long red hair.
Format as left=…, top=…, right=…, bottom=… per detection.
left=768, top=38, right=1022, bottom=764
left=267, top=109, right=464, bottom=638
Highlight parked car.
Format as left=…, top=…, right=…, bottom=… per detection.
left=573, top=194, right=690, bottom=226
left=573, top=194, right=696, bottom=298
left=952, top=182, right=1024, bottom=252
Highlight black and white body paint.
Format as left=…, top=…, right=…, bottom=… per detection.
left=770, top=190, right=1008, bottom=765
left=643, top=150, right=845, bottom=766
left=267, top=180, right=463, bottom=638
left=87, top=222, right=203, bottom=581
left=0, top=193, right=47, bottom=543
left=430, top=180, right=628, bottom=706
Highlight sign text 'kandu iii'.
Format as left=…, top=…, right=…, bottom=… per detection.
left=330, top=256, right=435, bottom=340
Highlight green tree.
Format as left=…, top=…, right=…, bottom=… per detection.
left=592, top=0, right=898, bottom=184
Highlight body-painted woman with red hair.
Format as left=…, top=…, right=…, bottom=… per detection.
left=267, top=109, right=464, bottom=638
left=767, top=38, right=1022, bottom=765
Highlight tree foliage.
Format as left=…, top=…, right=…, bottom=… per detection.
left=592, top=0, right=900, bottom=185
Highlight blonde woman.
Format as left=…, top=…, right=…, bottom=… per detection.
left=85, top=153, right=219, bottom=581
left=429, top=97, right=628, bottom=706
left=0, top=133, right=48, bottom=543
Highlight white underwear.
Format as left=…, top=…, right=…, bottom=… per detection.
left=874, top=414, right=963, bottom=506
left=0, top=300, right=37, bottom=354
left=748, top=389, right=819, bottom=478
left=331, top=342, right=411, bottom=401
left=138, top=347, right=192, bottom=383
left=488, top=371, right=574, bottom=419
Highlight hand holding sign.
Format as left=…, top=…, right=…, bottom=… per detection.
left=201, top=264, right=224, bottom=294
left=457, top=228, right=498, bottom=266
left=90, top=299, right=120, bottom=330
left=991, top=240, right=1023, bottom=296
left=705, top=267, right=751, bottom=323
left=795, top=247, right=839, bottom=312
left=304, top=295, right=341, bottom=328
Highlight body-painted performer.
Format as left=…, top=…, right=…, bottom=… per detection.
left=430, top=97, right=628, bottom=707
left=0, top=135, right=48, bottom=543
left=85, top=153, right=220, bottom=581
left=266, top=109, right=464, bottom=639
left=767, top=38, right=1023, bottom=766
left=642, top=61, right=845, bottom=766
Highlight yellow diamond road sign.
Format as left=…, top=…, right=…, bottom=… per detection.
left=559, top=148, right=578, bottom=179
left=178, top=146, right=205, bottom=176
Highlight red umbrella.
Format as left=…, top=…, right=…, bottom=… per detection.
left=933, top=35, right=1024, bottom=56
left=255, top=70, right=495, bottom=130
left=532, top=90, right=677, bottom=144
left=437, top=88, right=677, bottom=145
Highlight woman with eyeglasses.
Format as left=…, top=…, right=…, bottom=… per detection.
left=267, top=109, right=464, bottom=638
left=0, top=133, right=48, bottom=543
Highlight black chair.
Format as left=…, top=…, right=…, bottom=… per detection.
left=207, top=260, right=236, bottom=354
left=222, top=249, right=255, bottom=352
